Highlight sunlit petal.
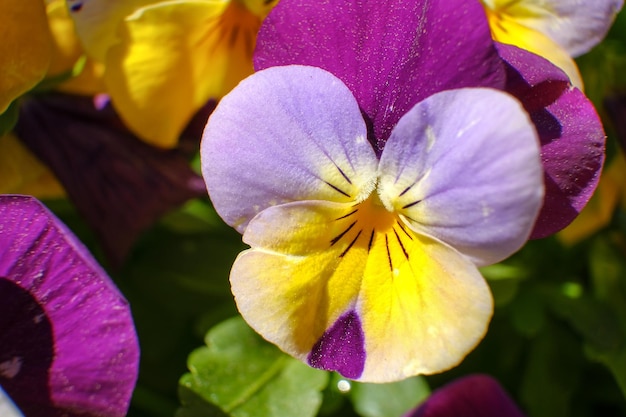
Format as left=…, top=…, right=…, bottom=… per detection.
left=378, top=88, right=543, bottom=266
left=233, top=199, right=493, bottom=382
left=254, top=0, right=505, bottom=150
left=202, top=65, right=378, bottom=233
left=484, top=0, right=623, bottom=57
left=104, top=0, right=262, bottom=147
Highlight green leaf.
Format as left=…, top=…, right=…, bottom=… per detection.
left=179, top=317, right=329, bottom=417
left=350, top=376, right=430, bottom=417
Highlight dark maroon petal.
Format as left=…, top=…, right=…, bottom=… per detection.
left=14, top=93, right=208, bottom=267
left=307, top=310, right=365, bottom=379
left=254, top=0, right=506, bottom=152
left=496, top=43, right=605, bottom=238
left=0, top=195, right=139, bottom=417
left=404, top=374, right=526, bottom=417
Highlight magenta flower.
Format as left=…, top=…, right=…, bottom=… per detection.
left=0, top=195, right=139, bottom=416
left=404, top=374, right=526, bottom=417
left=254, top=0, right=605, bottom=238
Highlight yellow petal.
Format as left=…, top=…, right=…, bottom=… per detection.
left=0, top=0, right=52, bottom=112
left=485, top=7, right=584, bottom=90
left=0, top=134, right=65, bottom=198
left=233, top=197, right=493, bottom=382
left=46, top=0, right=106, bottom=95
left=104, top=0, right=262, bottom=147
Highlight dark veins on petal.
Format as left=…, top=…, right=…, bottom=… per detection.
left=14, top=94, right=213, bottom=268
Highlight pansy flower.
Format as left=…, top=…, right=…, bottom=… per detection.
left=403, top=374, right=526, bottom=417
left=67, top=0, right=277, bottom=147
left=202, top=0, right=605, bottom=382
left=0, top=195, right=139, bottom=416
left=480, top=0, right=624, bottom=89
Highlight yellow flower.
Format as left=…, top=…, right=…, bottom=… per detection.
left=68, top=0, right=278, bottom=148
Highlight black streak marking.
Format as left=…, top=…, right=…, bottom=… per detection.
left=229, top=26, right=240, bottom=47
left=399, top=184, right=414, bottom=197
left=331, top=221, right=357, bottom=246
left=324, top=181, right=351, bottom=197
left=335, top=209, right=358, bottom=221
left=393, top=228, right=409, bottom=260
left=402, top=200, right=421, bottom=209
left=340, top=230, right=362, bottom=258
left=367, top=230, right=375, bottom=252
left=336, top=166, right=353, bottom=185
left=385, top=235, right=393, bottom=272
left=397, top=222, right=414, bottom=240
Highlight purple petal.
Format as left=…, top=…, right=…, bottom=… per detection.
left=307, top=310, right=366, bottom=379
left=378, top=88, right=543, bottom=266
left=404, top=374, right=526, bottom=417
left=14, top=93, right=208, bottom=267
left=254, top=0, right=506, bottom=152
left=0, top=195, right=139, bottom=417
left=201, top=65, right=377, bottom=233
left=496, top=43, right=605, bottom=238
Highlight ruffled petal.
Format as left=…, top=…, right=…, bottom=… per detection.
left=497, top=43, right=606, bottom=239
left=254, top=0, right=506, bottom=151
left=378, top=88, right=543, bottom=266
left=484, top=0, right=623, bottom=58
left=0, top=0, right=52, bottom=112
left=233, top=199, right=493, bottom=382
left=14, top=93, right=207, bottom=267
left=404, top=374, right=526, bottom=417
left=202, top=65, right=377, bottom=233
left=0, top=195, right=139, bottom=417
left=104, top=0, right=262, bottom=147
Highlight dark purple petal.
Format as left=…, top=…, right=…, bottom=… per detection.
left=0, top=195, right=139, bottom=417
left=307, top=310, right=365, bottom=379
left=404, top=374, right=526, bottom=417
left=496, top=43, right=605, bottom=238
left=604, top=93, right=626, bottom=153
left=14, top=93, right=209, bottom=267
left=254, top=0, right=506, bottom=152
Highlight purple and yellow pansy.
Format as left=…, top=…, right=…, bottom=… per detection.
left=201, top=0, right=606, bottom=382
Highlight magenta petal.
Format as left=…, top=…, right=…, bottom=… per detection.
left=404, top=374, right=526, bottom=417
left=254, top=0, right=506, bottom=151
left=0, top=195, right=139, bottom=417
left=307, top=310, right=365, bottom=380
left=496, top=43, right=605, bottom=238
left=14, top=94, right=207, bottom=267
